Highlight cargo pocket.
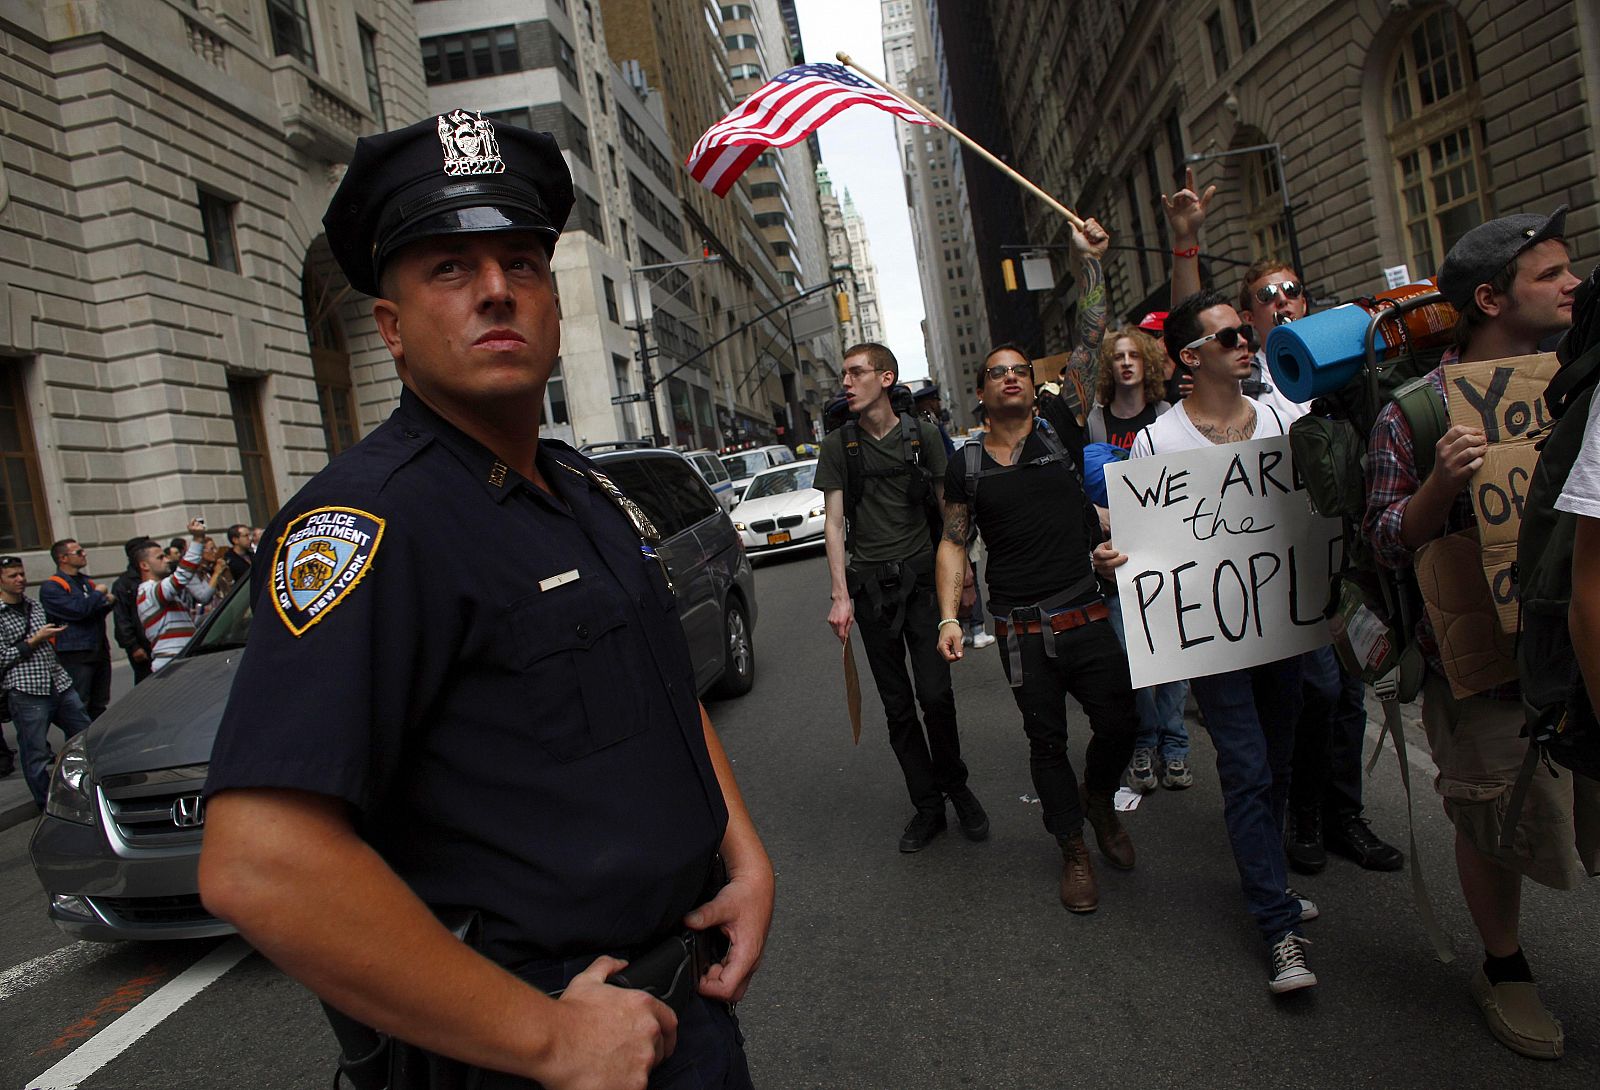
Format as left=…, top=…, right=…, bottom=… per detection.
left=501, top=583, right=647, bottom=762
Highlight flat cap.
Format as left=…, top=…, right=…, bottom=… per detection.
left=1437, top=206, right=1567, bottom=309
left=324, top=110, right=575, bottom=297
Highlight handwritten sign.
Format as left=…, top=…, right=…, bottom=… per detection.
left=1443, top=353, right=1559, bottom=634
left=1105, top=435, right=1339, bottom=688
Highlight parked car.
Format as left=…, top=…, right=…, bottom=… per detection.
left=30, top=448, right=757, bottom=942
left=720, top=444, right=796, bottom=503
left=731, top=460, right=825, bottom=557
left=684, top=448, right=737, bottom=512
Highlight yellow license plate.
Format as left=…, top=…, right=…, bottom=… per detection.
left=767, top=531, right=791, bottom=545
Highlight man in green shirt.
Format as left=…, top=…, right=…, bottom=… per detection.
left=817, top=342, right=988, bottom=852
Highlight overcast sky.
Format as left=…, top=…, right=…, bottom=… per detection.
left=791, top=0, right=928, bottom=381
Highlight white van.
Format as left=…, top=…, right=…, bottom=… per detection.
left=685, top=449, right=736, bottom=511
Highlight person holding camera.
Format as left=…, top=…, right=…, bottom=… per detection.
left=135, top=518, right=217, bottom=672
left=0, top=554, right=90, bottom=809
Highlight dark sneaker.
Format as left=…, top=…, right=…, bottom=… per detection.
left=1326, top=814, right=1404, bottom=871
left=1159, top=755, right=1193, bottom=790
left=1124, top=747, right=1157, bottom=793
left=898, top=809, right=947, bottom=853
left=948, top=788, right=990, bottom=841
left=1286, top=810, right=1327, bottom=875
left=1269, top=932, right=1317, bottom=994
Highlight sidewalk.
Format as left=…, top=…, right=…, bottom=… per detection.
left=0, top=657, right=137, bottom=832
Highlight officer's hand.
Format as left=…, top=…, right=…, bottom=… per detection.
left=1430, top=424, right=1488, bottom=493
left=827, top=596, right=853, bottom=643
left=1092, top=541, right=1128, bottom=580
left=544, top=956, right=677, bottom=1090
left=685, top=866, right=774, bottom=1004
left=938, top=624, right=964, bottom=663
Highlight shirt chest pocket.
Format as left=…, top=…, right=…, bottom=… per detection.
left=499, top=583, right=649, bottom=762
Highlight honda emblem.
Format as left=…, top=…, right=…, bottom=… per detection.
left=171, top=795, right=206, bottom=829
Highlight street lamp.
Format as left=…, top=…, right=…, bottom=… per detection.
left=626, top=254, right=720, bottom=447
left=1185, top=142, right=1307, bottom=298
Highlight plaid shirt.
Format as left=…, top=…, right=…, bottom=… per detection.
left=0, top=595, right=74, bottom=696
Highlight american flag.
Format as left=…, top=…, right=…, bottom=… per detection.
left=687, top=63, right=932, bottom=196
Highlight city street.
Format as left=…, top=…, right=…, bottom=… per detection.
left=2, top=550, right=1599, bottom=1088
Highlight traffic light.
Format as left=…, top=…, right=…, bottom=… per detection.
left=835, top=291, right=851, bottom=323
left=1001, top=258, right=1018, bottom=292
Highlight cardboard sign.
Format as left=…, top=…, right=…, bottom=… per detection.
left=1442, top=353, right=1559, bottom=634
left=1105, top=435, right=1339, bottom=688
left=1414, top=529, right=1517, bottom=698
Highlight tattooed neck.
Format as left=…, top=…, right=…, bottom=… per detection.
left=1191, top=402, right=1257, bottom=445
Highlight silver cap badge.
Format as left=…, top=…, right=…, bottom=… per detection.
left=437, top=110, right=506, bottom=177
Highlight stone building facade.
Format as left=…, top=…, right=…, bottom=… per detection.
left=967, top=0, right=1600, bottom=347
left=0, top=0, right=426, bottom=577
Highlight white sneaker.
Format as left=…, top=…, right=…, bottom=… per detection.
left=1288, top=887, right=1319, bottom=921
left=971, top=631, right=996, bottom=648
left=1269, top=933, right=1317, bottom=994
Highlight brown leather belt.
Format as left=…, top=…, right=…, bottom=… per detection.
left=994, top=601, right=1109, bottom=638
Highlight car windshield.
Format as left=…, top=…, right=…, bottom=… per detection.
left=721, top=451, right=771, bottom=478
left=187, top=574, right=253, bottom=655
left=743, top=464, right=816, bottom=500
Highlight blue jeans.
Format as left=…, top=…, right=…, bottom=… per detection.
left=1189, top=656, right=1305, bottom=943
left=10, top=687, right=91, bottom=808
left=1106, top=602, right=1191, bottom=760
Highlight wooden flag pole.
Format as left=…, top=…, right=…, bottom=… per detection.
left=836, top=52, right=1085, bottom=231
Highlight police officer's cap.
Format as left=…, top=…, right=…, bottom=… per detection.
left=324, top=109, right=576, bottom=297
left=1437, top=206, right=1567, bottom=309
left=912, top=384, right=941, bottom=401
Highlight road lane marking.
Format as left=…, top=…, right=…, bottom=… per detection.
left=24, top=938, right=251, bottom=1090
left=0, top=943, right=121, bottom=1004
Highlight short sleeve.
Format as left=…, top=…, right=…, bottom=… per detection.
left=1129, top=429, right=1154, bottom=459
left=813, top=431, right=846, bottom=493
left=1556, top=392, right=1600, bottom=518
left=921, top=420, right=949, bottom=480
left=943, top=447, right=971, bottom=507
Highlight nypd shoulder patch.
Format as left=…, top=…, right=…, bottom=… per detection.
left=271, top=506, right=385, bottom=637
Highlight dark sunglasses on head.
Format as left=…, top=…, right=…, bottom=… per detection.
left=1184, top=324, right=1259, bottom=352
left=0, top=556, right=21, bottom=568
left=1254, top=280, right=1304, bottom=304
left=983, top=362, right=1033, bottom=381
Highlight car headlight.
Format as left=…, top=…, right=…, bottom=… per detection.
left=734, top=521, right=747, bottom=531
left=45, top=733, right=96, bottom=825
left=808, top=506, right=826, bottom=518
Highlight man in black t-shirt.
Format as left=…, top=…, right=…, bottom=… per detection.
left=936, top=345, right=1139, bottom=914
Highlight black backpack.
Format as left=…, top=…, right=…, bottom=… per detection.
left=1514, top=266, right=1600, bottom=781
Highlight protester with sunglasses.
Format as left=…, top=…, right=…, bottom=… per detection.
left=39, top=538, right=114, bottom=719
left=1097, top=289, right=1318, bottom=994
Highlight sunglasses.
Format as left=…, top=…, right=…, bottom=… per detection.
left=983, top=362, right=1034, bottom=381
left=1184, top=324, right=1259, bottom=352
left=1254, top=281, right=1304, bottom=304
left=0, top=557, right=21, bottom=568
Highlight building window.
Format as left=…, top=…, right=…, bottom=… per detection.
left=314, top=353, right=358, bottom=457
left=595, top=72, right=608, bottom=113
left=0, top=359, right=50, bottom=550
left=266, top=0, right=316, bottom=67
left=199, top=190, right=240, bottom=273
left=421, top=26, right=521, bottom=85
left=358, top=21, right=385, bottom=126
left=1243, top=149, right=1288, bottom=261
left=1124, top=176, right=1149, bottom=287
left=1234, top=0, right=1257, bottom=50
left=1205, top=10, right=1229, bottom=78
left=1385, top=8, right=1487, bottom=275
left=545, top=360, right=569, bottom=426
left=603, top=276, right=620, bottom=323
left=555, top=33, right=579, bottom=89
left=227, top=377, right=278, bottom=526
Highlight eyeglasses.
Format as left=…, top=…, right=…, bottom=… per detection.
left=983, top=362, right=1034, bottom=380
left=1253, top=280, right=1304, bottom=304
left=1184, top=324, right=1259, bottom=352
left=841, top=365, right=884, bottom=381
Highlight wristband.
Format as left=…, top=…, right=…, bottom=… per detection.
left=1172, top=245, right=1200, bottom=259
left=938, top=618, right=962, bottom=629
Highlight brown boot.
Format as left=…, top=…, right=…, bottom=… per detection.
left=1058, top=832, right=1099, bottom=913
left=1083, top=782, right=1136, bottom=870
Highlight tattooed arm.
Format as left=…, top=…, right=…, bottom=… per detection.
left=1064, top=217, right=1111, bottom=408
left=936, top=498, right=972, bottom=662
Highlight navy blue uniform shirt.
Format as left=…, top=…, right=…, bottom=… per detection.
left=206, top=389, right=728, bottom=968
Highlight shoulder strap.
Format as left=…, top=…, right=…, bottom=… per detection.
left=1394, top=378, right=1447, bottom=482
left=1085, top=406, right=1107, bottom=445
left=47, top=575, right=72, bottom=593
left=963, top=439, right=985, bottom=510
left=842, top=421, right=863, bottom=523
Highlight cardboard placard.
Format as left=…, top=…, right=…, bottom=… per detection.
left=1442, top=354, right=1559, bottom=634
left=1414, top=530, right=1517, bottom=698
left=1105, top=435, right=1338, bottom=688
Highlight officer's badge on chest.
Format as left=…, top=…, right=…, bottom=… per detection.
left=271, top=506, right=386, bottom=636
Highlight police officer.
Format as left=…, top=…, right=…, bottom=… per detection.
left=198, top=111, right=774, bottom=1089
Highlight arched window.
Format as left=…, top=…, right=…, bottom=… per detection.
left=302, top=265, right=359, bottom=457
left=1385, top=7, right=1488, bottom=276
left=1243, top=148, right=1288, bottom=261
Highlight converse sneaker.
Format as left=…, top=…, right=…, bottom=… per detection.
left=1287, top=887, right=1319, bottom=921
left=1269, top=933, right=1317, bottom=994
left=1159, top=755, right=1193, bottom=789
left=1124, top=747, right=1157, bottom=793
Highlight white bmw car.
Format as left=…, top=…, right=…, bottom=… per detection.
left=732, top=460, right=825, bottom=556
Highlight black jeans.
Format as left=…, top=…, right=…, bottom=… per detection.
left=998, top=616, right=1138, bottom=838
left=1288, top=645, right=1367, bottom=821
left=58, top=646, right=112, bottom=720
left=852, top=564, right=968, bottom=814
